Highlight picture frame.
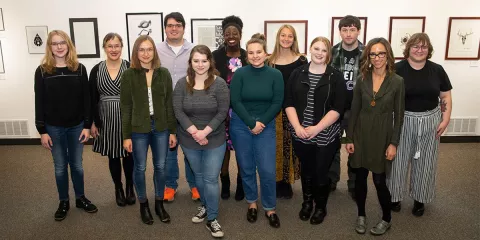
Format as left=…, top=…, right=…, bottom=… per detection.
left=331, top=17, right=367, bottom=46
left=388, top=17, right=426, bottom=60
left=0, top=40, right=4, bottom=73
left=445, top=17, right=480, bottom=60
left=190, top=18, right=224, bottom=51
left=0, top=8, right=4, bottom=31
left=264, top=20, right=308, bottom=54
left=69, top=18, right=100, bottom=58
left=25, top=26, right=49, bottom=54
left=126, top=12, right=164, bottom=60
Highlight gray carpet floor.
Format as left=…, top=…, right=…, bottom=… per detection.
left=0, top=143, right=479, bottom=240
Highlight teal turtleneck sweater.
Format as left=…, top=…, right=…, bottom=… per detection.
left=230, top=64, right=284, bottom=128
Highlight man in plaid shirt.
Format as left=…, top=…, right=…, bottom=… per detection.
left=329, top=15, right=365, bottom=200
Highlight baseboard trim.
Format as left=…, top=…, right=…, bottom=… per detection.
left=1, top=136, right=478, bottom=145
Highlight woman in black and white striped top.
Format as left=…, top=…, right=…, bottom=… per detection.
left=284, top=36, right=346, bottom=225
left=90, top=33, right=135, bottom=207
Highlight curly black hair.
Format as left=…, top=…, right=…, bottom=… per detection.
left=222, top=15, right=243, bottom=35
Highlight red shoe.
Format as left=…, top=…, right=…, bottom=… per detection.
left=164, top=187, right=176, bottom=202
left=191, top=187, right=200, bottom=201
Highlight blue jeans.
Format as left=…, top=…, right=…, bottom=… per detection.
left=46, top=122, right=85, bottom=201
left=230, top=111, right=276, bottom=210
left=182, top=143, right=226, bottom=220
left=131, top=120, right=169, bottom=202
left=165, top=146, right=196, bottom=189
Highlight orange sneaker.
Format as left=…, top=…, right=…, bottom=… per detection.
left=191, top=187, right=200, bottom=201
left=164, top=187, right=176, bottom=202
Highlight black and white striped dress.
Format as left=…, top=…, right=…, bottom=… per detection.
left=92, top=60, right=129, bottom=158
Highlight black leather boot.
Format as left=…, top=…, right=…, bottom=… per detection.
left=283, top=182, right=293, bottom=199
left=220, top=174, right=230, bottom=200
left=115, top=184, right=126, bottom=207
left=299, top=177, right=314, bottom=221
left=54, top=200, right=70, bottom=221
left=140, top=200, right=154, bottom=225
left=235, top=174, right=245, bottom=201
left=155, top=199, right=171, bottom=223
left=310, top=183, right=330, bottom=225
left=125, top=183, right=136, bottom=205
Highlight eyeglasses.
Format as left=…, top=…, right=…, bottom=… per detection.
left=369, top=52, right=387, bottom=59
left=138, top=48, right=154, bottom=54
left=412, top=45, right=428, bottom=51
left=51, top=41, right=67, bottom=47
left=106, top=45, right=122, bottom=50
left=166, top=24, right=183, bottom=29
left=340, top=28, right=358, bottom=34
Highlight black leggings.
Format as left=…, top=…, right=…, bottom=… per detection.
left=355, top=167, right=391, bottom=222
left=108, top=154, right=134, bottom=187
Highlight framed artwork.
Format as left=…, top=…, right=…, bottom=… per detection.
left=0, top=40, right=4, bottom=73
left=331, top=17, right=367, bottom=46
left=0, top=8, right=4, bottom=31
left=69, top=18, right=100, bottom=58
left=190, top=18, right=224, bottom=51
left=445, top=17, right=480, bottom=60
left=264, top=20, right=308, bottom=54
left=25, top=26, right=48, bottom=54
left=126, top=12, right=164, bottom=60
left=388, top=17, right=426, bottom=60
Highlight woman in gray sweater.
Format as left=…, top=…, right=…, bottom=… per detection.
left=173, top=45, right=230, bottom=238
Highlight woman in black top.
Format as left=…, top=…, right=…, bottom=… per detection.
left=387, top=33, right=453, bottom=217
left=34, top=30, right=97, bottom=221
left=284, top=37, right=346, bottom=225
left=212, top=15, right=247, bottom=201
left=267, top=24, right=308, bottom=199
left=90, top=33, right=135, bottom=207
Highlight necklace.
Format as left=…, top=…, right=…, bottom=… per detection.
left=371, top=91, right=377, bottom=107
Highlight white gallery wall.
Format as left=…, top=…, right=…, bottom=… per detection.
left=0, top=0, right=479, bottom=138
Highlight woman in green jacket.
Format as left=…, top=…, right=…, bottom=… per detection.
left=120, top=35, right=177, bottom=225
left=345, top=37, right=405, bottom=236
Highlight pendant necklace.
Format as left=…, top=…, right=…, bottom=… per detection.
left=371, top=91, right=377, bottom=107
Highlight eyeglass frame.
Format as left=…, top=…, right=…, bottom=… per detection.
left=368, top=52, right=387, bottom=59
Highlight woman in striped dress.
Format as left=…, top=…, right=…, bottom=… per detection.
left=90, top=33, right=135, bottom=207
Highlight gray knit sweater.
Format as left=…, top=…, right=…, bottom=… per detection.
left=173, top=76, right=230, bottom=150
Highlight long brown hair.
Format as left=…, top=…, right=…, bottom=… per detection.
left=267, top=25, right=302, bottom=66
left=41, top=30, right=79, bottom=74
left=359, top=37, right=395, bottom=79
left=130, top=35, right=161, bottom=69
left=186, top=45, right=220, bottom=94
left=402, top=33, right=434, bottom=59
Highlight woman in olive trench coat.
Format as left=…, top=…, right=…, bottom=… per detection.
left=345, top=38, right=405, bottom=236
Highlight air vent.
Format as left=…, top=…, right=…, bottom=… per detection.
left=0, top=120, right=29, bottom=137
left=444, top=117, right=477, bottom=135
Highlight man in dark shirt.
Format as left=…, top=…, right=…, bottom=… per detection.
left=329, top=15, right=365, bottom=200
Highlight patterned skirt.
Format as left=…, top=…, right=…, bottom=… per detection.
left=275, top=110, right=300, bottom=183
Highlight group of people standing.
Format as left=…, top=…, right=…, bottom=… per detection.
left=34, top=13, right=452, bottom=238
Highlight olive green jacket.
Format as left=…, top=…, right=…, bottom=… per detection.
left=120, top=67, right=176, bottom=140
left=346, top=73, right=405, bottom=173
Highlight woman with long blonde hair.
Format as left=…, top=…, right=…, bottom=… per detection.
left=267, top=24, right=307, bottom=199
left=34, top=30, right=97, bottom=221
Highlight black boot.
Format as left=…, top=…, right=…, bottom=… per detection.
left=283, top=182, right=293, bottom=199
left=310, top=183, right=330, bottom=225
left=412, top=200, right=425, bottom=217
left=276, top=181, right=284, bottom=199
left=125, top=183, right=136, bottom=205
left=54, top=200, right=70, bottom=221
left=235, top=174, right=245, bottom=201
left=155, top=199, right=171, bottom=223
left=299, top=177, right=314, bottom=221
left=220, top=174, right=230, bottom=200
left=115, top=184, right=126, bottom=207
left=140, top=200, right=154, bottom=225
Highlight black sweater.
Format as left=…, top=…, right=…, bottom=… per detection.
left=34, top=64, right=91, bottom=134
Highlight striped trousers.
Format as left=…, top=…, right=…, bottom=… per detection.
left=387, top=106, right=441, bottom=203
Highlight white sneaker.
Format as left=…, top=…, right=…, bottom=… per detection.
left=206, top=219, right=224, bottom=238
left=192, top=206, right=207, bottom=223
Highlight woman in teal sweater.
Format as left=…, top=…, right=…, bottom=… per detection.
left=229, top=33, right=284, bottom=228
